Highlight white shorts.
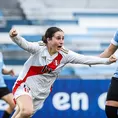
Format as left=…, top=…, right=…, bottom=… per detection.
left=13, top=83, right=31, bottom=100
left=13, top=82, right=45, bottom=114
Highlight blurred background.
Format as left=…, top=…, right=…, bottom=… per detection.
left=0, top=0, right=118, bottom=117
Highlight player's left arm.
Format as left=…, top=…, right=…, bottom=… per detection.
left=2, top=65, right=15, bottom=76
left=66, top=50, right=116, bottom=65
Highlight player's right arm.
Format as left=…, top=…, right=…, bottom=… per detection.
left=9, top=28, right=40, bottom=54
left=99, top=31, right=118, bottom=58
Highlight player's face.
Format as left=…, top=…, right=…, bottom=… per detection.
left=48, top=31, right=64, bottom=52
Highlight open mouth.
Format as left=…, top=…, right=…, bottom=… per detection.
left=57, top=46, right=62, bottom=48
left=57, top=46, right=62, bottom=50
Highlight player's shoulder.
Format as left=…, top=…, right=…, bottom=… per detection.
left=37, top=41, right=46, bottom=46
left=60, top=47, right=69, bottom=54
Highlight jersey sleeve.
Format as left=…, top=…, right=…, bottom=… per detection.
left=111, top=31, right=118, bottom=46
left=65, top=50, right=110, bottom=65
left=11, top=35, right=43, bottom=54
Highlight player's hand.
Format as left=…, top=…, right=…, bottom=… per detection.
left=9, top=28, right=18, bottom=37
left=8, top=69, right=15, bottom=76
left=9, top=69, right=15, bottom=76
left=109, top=55, right=117, bottom=63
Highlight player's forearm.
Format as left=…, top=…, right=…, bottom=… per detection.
left=11, top=35, right=29, bottom=50
left=67, top=51, right=112, bottom=65
left=2, top=69, right=10, bottom=75
left=79, top=55, right=110, bottom=65
left=99, top=44, right=117, bottom=58
left=99, top=49, right=112, bottom=58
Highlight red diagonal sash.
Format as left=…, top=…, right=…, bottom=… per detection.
left=13, top=53, right=62, bottom=94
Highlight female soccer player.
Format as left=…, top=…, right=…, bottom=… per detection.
left=9, top=27, right=117, bottom=118
left=100, top=30, right=118, bottom=118
left=0, top=52, right=15, bottom=118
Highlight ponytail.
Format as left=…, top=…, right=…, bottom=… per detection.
left=42, top=36, right=47, bottom=44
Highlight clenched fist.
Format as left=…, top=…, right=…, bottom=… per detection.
left=9, top=28, right=18, bottom=37
left=109, top=55, right=117, bottom=63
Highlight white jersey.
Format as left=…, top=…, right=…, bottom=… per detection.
left=12, top=36, right=110, bottom=101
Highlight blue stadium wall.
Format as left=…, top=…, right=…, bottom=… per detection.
left=0, top=76, right=110, bottom=118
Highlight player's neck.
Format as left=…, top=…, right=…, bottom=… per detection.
left=47, top=47, right=57, bottom=56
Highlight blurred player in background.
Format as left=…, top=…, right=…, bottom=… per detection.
left=100, top=31, right=118, bottom=118
left=9, top=27, right=117, bottom=118
left=0, top=52, right=15, bottom=118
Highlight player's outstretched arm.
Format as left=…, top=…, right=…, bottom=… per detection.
left=9, top=28, right=39, bottom=53
left=66, top=50, right=117, bottom=65
left=9, top=28, right=30, bottom=50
